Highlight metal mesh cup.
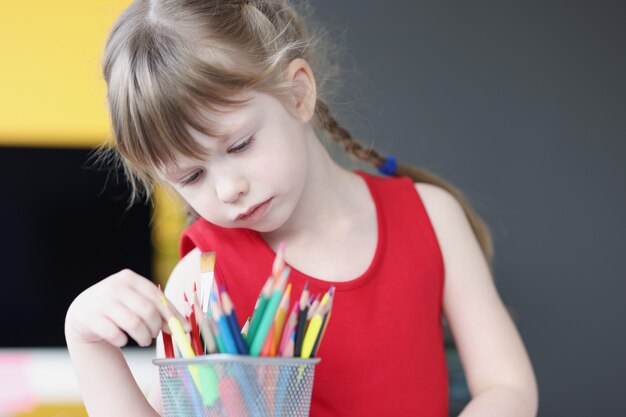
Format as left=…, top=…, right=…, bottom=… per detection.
left=153, top=354, right=321, bottom=417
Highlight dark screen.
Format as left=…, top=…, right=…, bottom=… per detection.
left=0, top=146, right=152, bottom=347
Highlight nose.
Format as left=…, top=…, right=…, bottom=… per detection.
left=214, top=169, right=249, bottom=204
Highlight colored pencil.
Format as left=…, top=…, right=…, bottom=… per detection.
left=207, top=313, right=226, bottom=354
left=210, top=293, right=238, bottom=354
left=278, top=300, right=299, bottom=356
left=300, top=302, right=329, bottom=359
left=282, top=329, right=296, bottom=358
left=312, top=286, right=334, bottom=356
left=192, top=283, right=217, bottom=354
left=294, top=282, right=310, bottom=357
left=161, top=296, right=219, bottom=406
left=199, top=252, right=216, bottom=314
left=273, top=283, right=292, bottom=350
left=247, top=275, right=273, bottom=345
left=221, top=288, right=249, bottom=354
left=260, top=325, right=274, bottom=357
left=249, top=267, right=291, bottom=356
left=184, top=292, right=203, bottom=356
left=241, top=316, right=250, bottom=341
left=272, top=241, right=286, bottom=279
left=157, top=285, right=175, bottom=358
left=307, top=293, right=321, bottom=320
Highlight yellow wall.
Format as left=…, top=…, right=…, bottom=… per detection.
left=0, top=0, right=186, bottom=284
left=0, top=1, right=130, bottom=146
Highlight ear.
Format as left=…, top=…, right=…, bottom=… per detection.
left=284, top=58, right=317, bottom=123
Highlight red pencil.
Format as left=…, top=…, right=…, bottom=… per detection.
left=184, top=292, right=203, bottom=356
left=158, top=284, right=175, bottom=358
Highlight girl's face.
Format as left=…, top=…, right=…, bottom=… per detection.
left=159, top=91, right=310, bottom=233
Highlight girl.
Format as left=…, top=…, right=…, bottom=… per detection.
left=65, top=1, right=538, bottom=416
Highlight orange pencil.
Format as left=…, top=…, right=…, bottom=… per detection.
left=260, top=325, right=275, bottom=356
left=272, top=283, right=291, bottom=349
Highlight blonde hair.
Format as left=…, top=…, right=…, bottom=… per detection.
left=102, top=0, right=494, bottom=263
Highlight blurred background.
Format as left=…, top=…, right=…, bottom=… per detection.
left=0, top=1, right=624, bottom=416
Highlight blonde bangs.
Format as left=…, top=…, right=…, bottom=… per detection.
left=102, top=0, right=323, bottom=200
left=106, top=26, right=263, bottom=182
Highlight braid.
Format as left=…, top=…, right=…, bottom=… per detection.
left=314, top=98, right=495, bottom=264
left=315, top=98, right=386, bottom=168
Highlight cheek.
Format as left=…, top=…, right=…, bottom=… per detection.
left=262, top=122, right=308, bottom=180
left=177, top=186, right=220, bottom=221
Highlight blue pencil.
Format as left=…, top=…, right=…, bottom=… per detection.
left=210, top=293, right=238, bottom=354
left=220, top=288, right=249, bottom=354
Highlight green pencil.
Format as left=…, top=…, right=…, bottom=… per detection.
left=249, top=267, right=291, bottom=356
left=247, top=275, right=273, bottom=346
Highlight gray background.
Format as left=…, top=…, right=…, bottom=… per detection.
left=312, top=1, right=625, bottom=416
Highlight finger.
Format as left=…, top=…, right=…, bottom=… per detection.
left=118, top=289, right=164, bottom=339
left=106, top=301, right=154, bottom=347
left=157, top=294, right=192, bottom=333
left=127, top=275, right=191, bottom=332
left=92, top=315, right=128, bottom=347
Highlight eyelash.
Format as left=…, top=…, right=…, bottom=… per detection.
left=229, top=135, right=255, bottom=153
left=181, top=171, right=201, bottom=186
left=180, top=136, right=255, bottom=186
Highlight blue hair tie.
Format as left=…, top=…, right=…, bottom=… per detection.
left=377, top=156, right=397, bottom=176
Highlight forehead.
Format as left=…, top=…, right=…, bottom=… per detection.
left=192, top=103, right=254, bottom=141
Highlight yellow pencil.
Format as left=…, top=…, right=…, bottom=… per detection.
left=300, top=302, right=329, bottom=358
left=161, top=296, right=219, bottom=406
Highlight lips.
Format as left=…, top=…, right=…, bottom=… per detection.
left=235, top=198, right=272, bottom=221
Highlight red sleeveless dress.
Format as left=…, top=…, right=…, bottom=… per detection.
left=180, top=170, right=448, bottom=416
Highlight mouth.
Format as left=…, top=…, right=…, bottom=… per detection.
left=235, top=198, right=273, bottom=221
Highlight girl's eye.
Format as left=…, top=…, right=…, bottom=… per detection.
left=229, top=136, right=255, bottom=153
left=181, top=170, right=202, bottom=186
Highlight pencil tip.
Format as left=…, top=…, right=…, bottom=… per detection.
left=282, top=266, right=291, bottom=279
left=183, top=292, right=188, bottom=302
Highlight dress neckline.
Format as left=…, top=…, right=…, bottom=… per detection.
left=247, top=170, right=386, bottom=291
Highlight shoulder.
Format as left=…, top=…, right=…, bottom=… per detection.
left=414, top=182, right=461, bottom=212
left=414, top=182, right=468, bottom=232
left=163, top=247, right=201, bottom=310
left=413, top=182, right=484, bottom=270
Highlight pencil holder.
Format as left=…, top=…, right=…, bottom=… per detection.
left=154, top=354, right=321, bottom=417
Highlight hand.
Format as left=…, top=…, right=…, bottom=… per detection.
left=65, top=269, right=190, bottom=348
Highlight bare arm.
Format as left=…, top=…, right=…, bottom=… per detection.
left=416, top=183, right=538, bottom=417
left=65, top=249, right=200, bottom=417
